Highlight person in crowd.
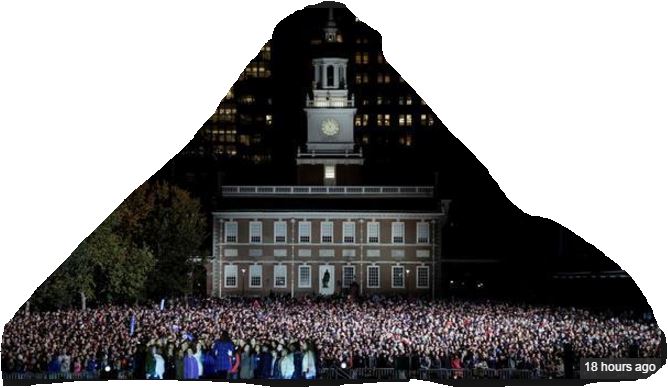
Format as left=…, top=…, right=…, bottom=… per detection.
left=1, top=295, right=663, bottom=380
left=239, top=344, right=254, bottom=379
left=183, top=348, right=199, bottom=380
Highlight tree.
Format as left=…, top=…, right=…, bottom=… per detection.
left=29, top=180, right=204, bottom=309
left=116, top=181, right=207, bottom=299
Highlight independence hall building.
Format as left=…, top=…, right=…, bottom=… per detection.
left=205, top=8, right=450, bottom=299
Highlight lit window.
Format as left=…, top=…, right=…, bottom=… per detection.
left=406, top=96, right=413, bottom=105
left=355, top=52, right=362, bottom=64
left=265, top=115, right=272, bottom=125
left=298, top=265, right=311, bottom=288
left=249, top=221, right=262, bottom=243
left=249, top=264, right=262, bottom=288
left=383, top=114, right=391, bottom=126
left=420, top=114, right=428, bottom=126
left=362, top=52, right=369, bottom=64
left=355, top=74, right=362, bottom=84
left=225, top=222, right=238, bottom=243
left=321, top=221, right=333, bottom=243
left=377, top=73, right=383, bottom=83
left=361, top=114, right=368, bottom=126
left=377, top=53, right=384, bottom=64
left=384, top=75, right=391, bottom=83
left=392, top=266, right=405, bottom=288
left=417, top=266, right=430, bottom=289
left=376, top=96, right=383, bottom=105
left=398, top=96, right=404, bottom=105
left=274, top=264, right=287, bottom=288
left=367, top=222, right=380, bottom=243
left=342, top=266, right=356, bottom=288
left=299, top=221, right=311, bottom=243
left=367, top=266, right=380, bottom=288
left=355, top=115, right=362, bottom=126
left=417, top=222, right=430, bottom=244
left=240, top=95, right=255, bottom=104
left=392, top=222, right=405, bottom=244
left=428, top=114, right=435, bottom=126
left=343, top=222, right=355, bottom=243
left=362, top=73, right=368, bottom=83
left=324, top=165, right=336, bottom=180
left=274, top=221, right=287, bottom=243
left=399, top=115, right=406, bottom=126
left=224, top=264, right=238, bottom=288
left=406, top=114, right=413, bottom=126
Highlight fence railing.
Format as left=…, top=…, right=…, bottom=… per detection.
left=2, top=368, right=560, bottom=382
left=221, top=185, right=434, bottom=198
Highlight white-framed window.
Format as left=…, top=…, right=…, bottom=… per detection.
left=342, top=266, right=356, bottom=288
left=298, top=265, right=312, bottom=288
left=321, top=221, right=333, bottom=243
left=416, top=266, right=430, bottom=289
left=274, top=264, right=287, bottom=288
left=224, top=264, right=238, bottom=288
left=324, top=165, right=336, bottom=180
left=224, top=222, right=238, bottom=243
left=367, top=222, right=380, bottom=244
left=367, top=265, right=380, bottom=288
left=249, top=221, right=262, bottom=244
left=249, top=264, right=262, bottom=288
left=343, top=222, right=355, bottom=244
left=417, top=222, right=430, bottom=244
left=299, top=221, right=311, bottom=243
left=274, top=221, right=287, bottom=243
left=392, top=265, right=405, bottom=288
left=392, top=222, right=405, bottom=244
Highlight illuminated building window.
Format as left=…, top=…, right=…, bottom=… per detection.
left=265, top=114, right=272, bottom=125
left=324, top=165, right=336, bottom=180
left=343, top=222, right=355, bottom=243
left=355, top=115, right=368, bottom=127
left=225, top=221, right=238, bottom=243
left=361, top=114, right=368, bottom=126
left=406, top=96, right=413, bottom=105
left=392, top=266, right=405, bottom=288
left=362, top=73, right=368, bottom=83
left=406, top=114, right=413, bottom=126
left=362, top=135, right=369, bottom=144
left=225, top=146, right=237, bottom=156
left=355, top=52, right=362, bottom=64
left=420, top=114, right=428, bottom=126
left=355, top=115, right=362, bottom=126
left=367, top=222, right=379, bottom=244
left=249, top=221, right=262, bottom=243
left=398, top=96, right=404, bottom=105
left=362, top=99, right=369, bottom=106
left=274, top=264, right=287, bottom=288
left=274, top=221, right=287, bottom=243
left=249, top=264, right=262, bottom=288
left=362, top=52, right=369, bottom=64
left=321, top=221, right=333, bottom=243
left=240, top=95, right=255, bottom=104
left=376, top=114, right=390, bottom=127
left=392, top=222, right=405, bottom=244
left=239, top=135, right=250, bottom=146
left=377, top=53, right=384, bottom=64
left=428, top=115, right=435, bottom=126
left=384, top=74, right=391, bottom=83
left=299, top=221, right=311, bottom=243
left=224, top=265, right=238, bottom=288
left=377, top=73, right=383, bottom=84
left=383, top=114, right=391, bottom=126
left=355, top=74, right=362, bottom=84
left=298, top=265, right=311, bottom=288
left=376, top=96, right=383, bottom=105
left=417, top=222, right=430, bottom=244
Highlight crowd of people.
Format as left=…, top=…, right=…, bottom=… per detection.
left=2, top=295, right=663, bottom=380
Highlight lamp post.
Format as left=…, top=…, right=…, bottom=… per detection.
left=358, top=219, right=365, bottom=297
left=406, top=268, right=411, bottom=299
left=241, top=268, right=246, bottom=297
left=290, top=219, right=296, bottom=298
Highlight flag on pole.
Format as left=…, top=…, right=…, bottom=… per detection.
left=130, top=314, right=136, bottom=336
left=160, top=299, right=165, bottom=311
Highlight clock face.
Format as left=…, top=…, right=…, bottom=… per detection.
left=321, top=118, right=340, bottom=137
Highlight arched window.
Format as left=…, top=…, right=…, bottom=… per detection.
left=326, top=65, right=334, bottom=87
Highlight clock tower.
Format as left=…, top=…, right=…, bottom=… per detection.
left=297, top=7, right=363, bottom=186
